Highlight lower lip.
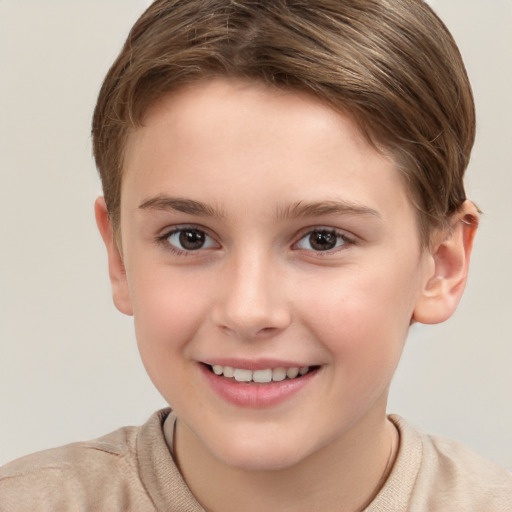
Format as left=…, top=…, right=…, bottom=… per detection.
left=200, top=364, right=318, bottom=408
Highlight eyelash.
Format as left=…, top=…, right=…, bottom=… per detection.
left=156, top=226, right=218, bottom=256
left=156, top=226, right=356, bottom=256
left=294, top=228, right=355, bottom=255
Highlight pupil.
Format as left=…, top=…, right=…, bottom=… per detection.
left=310, top=231, right=337, bottom=251
left=179, top=229, right=205, bottom=250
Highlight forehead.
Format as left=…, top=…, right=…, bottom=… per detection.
left=121, top=78, right=416, bottom=231
left=128, top=79, right=371, bottom=164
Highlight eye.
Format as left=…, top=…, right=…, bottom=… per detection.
left=296, top=229, right=350, bottom=252
left=164, top=227, right=218, bottom=252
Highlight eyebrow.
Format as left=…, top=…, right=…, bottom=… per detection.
left=138, top=196, right=225, bottom=217
left=276, top=200, right=381, bottom=220
left=138, top=195, right=380, bottom=221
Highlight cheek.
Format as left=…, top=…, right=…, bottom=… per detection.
left=128, top=268, right=211, bottom=376
left=300, top=262, right=419, bottom=365
left=130, top=277, right=213, bottom=411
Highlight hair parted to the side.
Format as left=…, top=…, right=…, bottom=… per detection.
left=92, top=0, right=475, bottom=245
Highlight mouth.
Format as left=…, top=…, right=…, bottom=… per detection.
left=200, top=362, right=320, bottom=407
left=205, top=364, right=319, bottom=384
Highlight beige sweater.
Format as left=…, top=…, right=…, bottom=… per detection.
left=1, top=409, right=511, bottom=511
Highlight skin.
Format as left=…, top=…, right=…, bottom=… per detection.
left=96, top=78, right=478, bottom=512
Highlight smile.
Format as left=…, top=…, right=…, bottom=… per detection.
left=209, top=365, right=311, bottom=383
left=201, top=361, right=320, bottom=407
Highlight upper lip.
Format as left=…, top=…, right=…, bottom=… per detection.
left=201, top=358, right=313, bottom=371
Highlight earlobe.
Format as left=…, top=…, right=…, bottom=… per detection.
left=413, top=200, right=479, bottom=324
left=94, top=197, right=133, bottom=316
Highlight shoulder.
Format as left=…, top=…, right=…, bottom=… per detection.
left=424, top=433, right=512, bottom=498
left=0, top=418, right=155, bottom=511
left=391, top=415, right=512, bottom=511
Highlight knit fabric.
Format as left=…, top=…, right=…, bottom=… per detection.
left=1, top=409, right=511, bottom=511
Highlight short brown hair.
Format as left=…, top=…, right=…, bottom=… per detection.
left=92, top=0, right=475, bottom=244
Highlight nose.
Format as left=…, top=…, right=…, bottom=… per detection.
left=212, top=250, right=291, bottom=340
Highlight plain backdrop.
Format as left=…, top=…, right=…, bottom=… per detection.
left=1, top=0, right=511, bottom=469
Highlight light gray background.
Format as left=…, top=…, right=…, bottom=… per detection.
left=1, top=1, right=511, bottom=469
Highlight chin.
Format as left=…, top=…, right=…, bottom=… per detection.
left=207, top=433, right=309, bottom=472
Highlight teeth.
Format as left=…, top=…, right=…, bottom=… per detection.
left=210, top=365, right=311, bottom=382
left=286, top=367, right=299, bottom=379
left=223, top=366, right=235, bottom=378
left=234, top=369, right=252, bottom=382
left=272, top=367, right=287, bottom=382
left=253, top=369, right=272, bottom=383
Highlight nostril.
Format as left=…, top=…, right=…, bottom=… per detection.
left=211, top=285, right=292, bottom=339
left=259, top=327, right=278, bottom=334
left=217, top=323, right=285, bottom=341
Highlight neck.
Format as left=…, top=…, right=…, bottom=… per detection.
left=171, top=405, right=398, bottom=512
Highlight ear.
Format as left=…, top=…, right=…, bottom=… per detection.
left=413, top=200, right=479, bottom=324
left=94, top=197, right=133, bottom=316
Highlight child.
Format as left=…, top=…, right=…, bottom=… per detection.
left=1, top=0, right=511, bottom=510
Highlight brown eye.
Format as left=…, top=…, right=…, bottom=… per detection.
left=179, top=229, right=206, bottom=250
left=296, top=229, right=348, bottom=252
left=166, top=228, right=217, bottom=251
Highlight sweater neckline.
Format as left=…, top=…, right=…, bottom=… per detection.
left=136, top=409, right=421, bottom=512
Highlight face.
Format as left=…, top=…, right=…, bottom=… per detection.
left=115, top=78, right=433, bottom=471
